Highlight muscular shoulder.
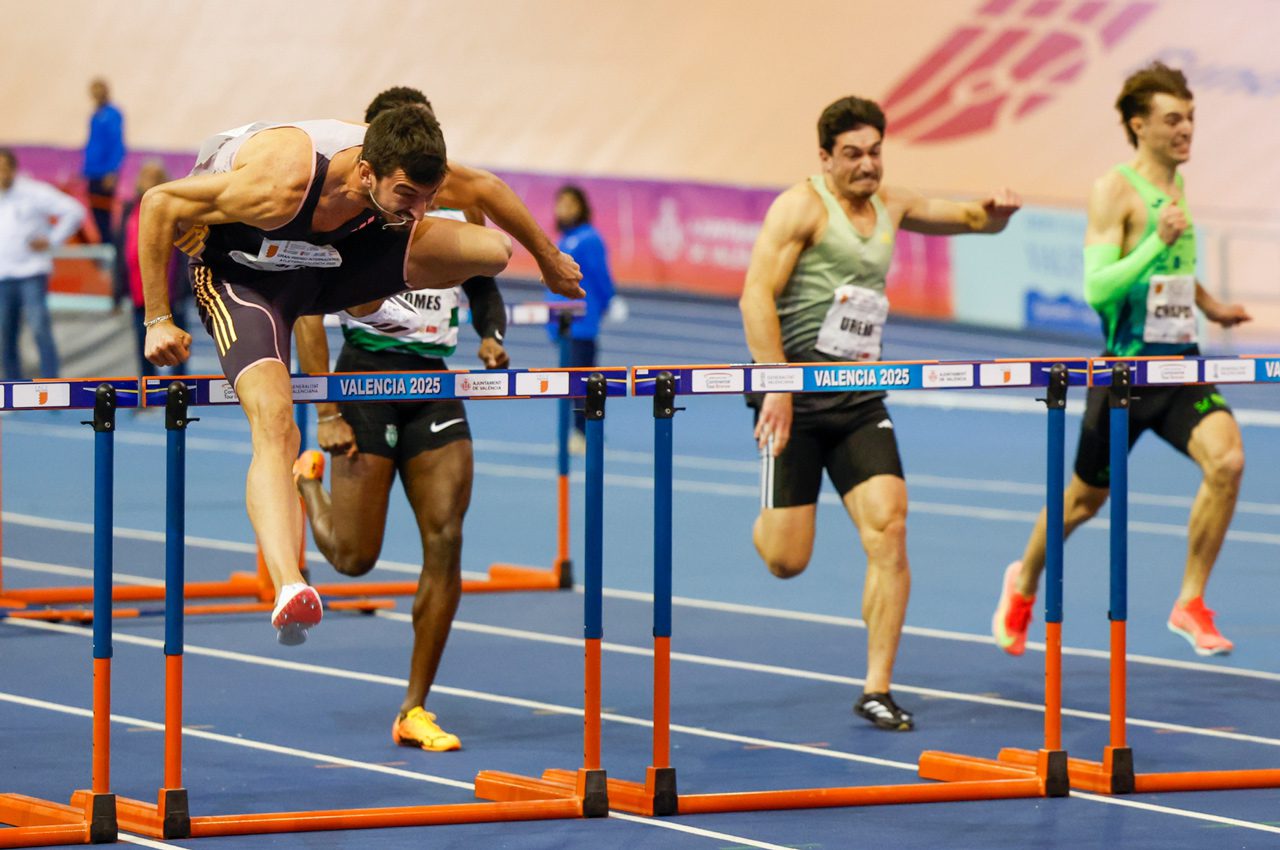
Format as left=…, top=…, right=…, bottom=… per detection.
left=230, top=127, right=314, bottom=213
left=764, top=182, right=824, bottom=242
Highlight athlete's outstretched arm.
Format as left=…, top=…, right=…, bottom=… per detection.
left=740, top=185, right=820, bottom=456
left=436, top=163, right=584, bottom=299
left=893, top=186, right=1021, bottom=236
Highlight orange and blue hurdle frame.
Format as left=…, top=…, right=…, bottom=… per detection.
left=0, top=385, right=119, bottom=847
left=112, top=377, right=606, bottom=839
left=1000, top=360, right=1280, bottom=794
left=592, top=366, right=1057, bottom=816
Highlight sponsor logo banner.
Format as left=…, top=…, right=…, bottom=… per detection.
left=12, top=383, right=70, bottom=408
left=454, top=373, right=510, bottom=397
left=750, top=368, right=804, bottom=392
left=290, top=377, right=327, bottom=400
left=806, top=365, right=919, bottom=391
left=1146, top=360, right=1199, bottom=385
left=1260, top=359, right=1280, bottom=382
left=922, top=364, right=974, bottom=388
left=979, top=362, right=1032, bottom=387
left=1204, top=359, right=1256, bottom=383
left=691, top=369, right=745, bottom=393
left=209, top=379, right=239, bottom=404
left=515, top=371, right=570, bottom=396
left=510, top=304, right=551, bottom=326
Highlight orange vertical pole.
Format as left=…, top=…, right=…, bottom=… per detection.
left=93, top=658, right=110, bottom=794
left=164, top=655, right=183, bottom=789
left=556, top=474, right=570, bottom=570
left=1109, top=620, right=1127, bottom=748
left=1044, top=622, right=1062, bottom=751
left=583, top=639, right=601, bottom=771
left=653, top=637, right=671, bottom=769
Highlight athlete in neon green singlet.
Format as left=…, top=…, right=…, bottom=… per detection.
left=994, top=63, right=1252, bottom=659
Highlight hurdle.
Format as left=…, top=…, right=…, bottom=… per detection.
left=998, top=355, right=1280, bottom=795
left=0, top=382, right=127, bottom=847
left=526, top=359, right=1076, bottom=816
left=109, top=367, right=622, bottom=838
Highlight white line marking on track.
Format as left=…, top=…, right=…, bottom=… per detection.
left=9, top=547, right=1280, bottom=686
left=3, top=645, right=1279, bottom=837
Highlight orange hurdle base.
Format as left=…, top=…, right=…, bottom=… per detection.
left=918, top=748, right=1069, bottom=797
left=111, top=791, right=584, bottom=839
left=998, top=747, right=1280, bottom=794
left=536, top=766, right=676, bottom=816
left=474, top=768, right=608, bottom=818
left=0, top=791, right=115, bottom=846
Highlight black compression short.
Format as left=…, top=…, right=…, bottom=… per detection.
left=757, top=397, right=903, bottom=509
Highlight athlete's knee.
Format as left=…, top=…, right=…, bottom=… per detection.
left=753, top=515, right=810, bottom=578
left=764, top=553, right=809, bottom=579
left=423, top=520, right=464, bottom=563
left=330, top=548, right=378, bottom=577
left=1065, top=482, right=1107, bottom=526
left=1203, top=444, right=1245, bottom=491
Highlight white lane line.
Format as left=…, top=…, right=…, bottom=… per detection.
left=0, top=690, right=802, bottom=850
left=11, top=613, right=1280, bottom=752
left=3, top=641, right=1278, bottom=837
left=118, top=834, right=189, bottom=849
left=8, top=546, right=1280, bottom=686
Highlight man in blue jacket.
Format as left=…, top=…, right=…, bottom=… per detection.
left=83, top=78, right=126, bottom=249
left=546, top=185, right=614, bottom=452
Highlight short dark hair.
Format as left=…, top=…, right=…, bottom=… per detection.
left=361, top=104, right=448, bottom=187
left=365, top=86, right=434, bottom=123
left=0, top=148, right=15, bottom=169
left=556, top=184, right=591, bottom=227
left=1115, top=62, right=1193, bottom=147
left=818, top=96, right=887, bottom=152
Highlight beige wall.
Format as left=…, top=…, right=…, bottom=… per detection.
left=6, top=0, right=1277, bottom=224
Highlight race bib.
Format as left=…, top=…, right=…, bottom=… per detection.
left=1143, top=274, right=1197, bottom=345
left=227, top=238, right=343, bottom=271
left=815, top=285, right=889, bottom=361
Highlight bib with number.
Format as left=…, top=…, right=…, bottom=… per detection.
left=815, top=284, right=889, bottom=361
left=1143, top=274, right=1197, bottom=345
left=228, top=238, right=343, bottom=271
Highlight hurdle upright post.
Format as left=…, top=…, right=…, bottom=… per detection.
left=84, top=385, right=119, bottom=843
left=1103, top=362, right=1135, bottom=793
left=161, top=383, right=192, bottom=837
left=647, top=372, right=679, bottom=814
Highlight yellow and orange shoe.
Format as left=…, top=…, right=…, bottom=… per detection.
left=993, top=561, right=1036, bottom=656
left=392, top=707, right=461, bottom=752
left=1168, top=597, right=1233, bottom=656
left=292, top=449, right=325, bottom=487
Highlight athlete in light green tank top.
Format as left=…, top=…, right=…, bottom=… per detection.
left=1087, top=165, right=1197, bottom=356
left=776, top=176, right=895, bottom=358
left=740, top=94, right=1022, bottom=731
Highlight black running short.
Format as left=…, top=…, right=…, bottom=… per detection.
left=1073, top=382, right=1232, bottom=488
left=191, top=224, right=412, bottom=386
left=757, top=397, right=903, bottom=509
left=334, top=344, right=470, bottom=461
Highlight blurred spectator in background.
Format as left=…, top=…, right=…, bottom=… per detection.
left=0, top=148, right=85, bottom=379
left=545, top=184, right=614, bottom=453
left=116, top=160, right=188, bottom=377
left=83, top=77, right=125, bottom=248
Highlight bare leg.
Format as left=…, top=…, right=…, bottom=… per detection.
left=236, top=361, right=307, bottom=594
left=404, top=217, right=511, bottom=290
left=397, top=439, right=472, bottom=713
left=1181, top=411, right=1244, bottom=603
left=844, top=475, right=909, bottom=694
left=1016, top=474, right=1109, bottom=597
left=753, top=504, right=817, bottom=579
left=299, top=450, right=396, bottom=576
